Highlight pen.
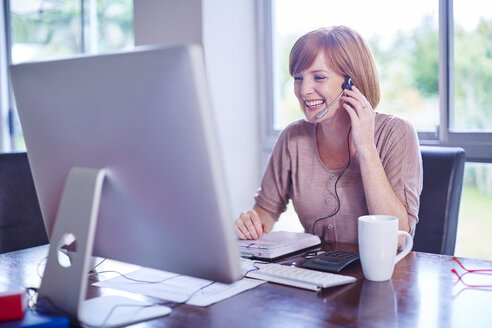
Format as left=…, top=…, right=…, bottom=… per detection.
left=246, top=243, right=255, bottom=248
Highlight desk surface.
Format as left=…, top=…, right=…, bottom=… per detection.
left=1, top=244, right=492, bottom=328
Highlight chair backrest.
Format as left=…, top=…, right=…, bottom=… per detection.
left=413, top=146, right=465, bottom=255
left=0, top=152, right=48, bottom=253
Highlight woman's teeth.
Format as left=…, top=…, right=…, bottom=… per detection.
left=305, top=99, right=325, bottom=109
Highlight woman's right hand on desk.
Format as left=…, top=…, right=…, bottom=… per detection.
left=234, top=207, right=274, bottom=240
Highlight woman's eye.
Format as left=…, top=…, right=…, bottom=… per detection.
left=293, top=76, right=303, bottom=82
left=314, top=75, right=326, bottom=81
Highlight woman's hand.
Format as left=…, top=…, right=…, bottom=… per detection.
left=342, top=86, right=410, bottom=234
left=234, top=208, right=272, bottom=240
left=342, top=86, right=376, bottom=155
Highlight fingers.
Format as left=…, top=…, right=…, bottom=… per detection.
left=235, top=211, right=260, bottom=239
left=342, top=86, right=372, bottom=113
left=235, top=209, right=264, bottom=240
left=342, top=86, right=376, bottom=151
left=343, top=101, right=359, bottom=123
left=342, top=87, right=374, bottom=124
left=344, top=86, right=368, bottom=103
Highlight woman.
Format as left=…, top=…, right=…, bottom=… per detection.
left=235, top=26, right=422, bottom=244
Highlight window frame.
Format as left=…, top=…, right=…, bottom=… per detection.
left=257, top=0, right=492, bottom=163
left=0, top=0, right=132, bottom=152
left=0, top=0, right=88, bottom=151
left=0, top=0, right=13, bottom=151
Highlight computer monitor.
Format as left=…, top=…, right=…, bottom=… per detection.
left=10, top=44, right=242, bottom=325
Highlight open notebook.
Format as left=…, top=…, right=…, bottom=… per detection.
left=238, top=231, right=321, bottom=260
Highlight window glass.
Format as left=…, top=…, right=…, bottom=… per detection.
left=452, top=1, right=492, bottom=261
left=452, top=0, right=492, bottom=131
left=93, top=0, right=134, bottom=53
left=272, top=0, right=439, bottom=132
left=11, top=0, right=82, bottom=63
left=9, top=0, right=134, bottom=150
left=11, top=0, right=133, bottom=63
left=455, top=163, right=492, bottom=260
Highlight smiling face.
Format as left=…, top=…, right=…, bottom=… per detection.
left=293, top=52, right=345, bottom=123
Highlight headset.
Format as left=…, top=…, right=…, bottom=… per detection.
left=311, top=75, right=355, bottom=236
left=316, top=75, right=354, bottom=119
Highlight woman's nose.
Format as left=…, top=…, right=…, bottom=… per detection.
left=300, top=80, right=315, bottom=98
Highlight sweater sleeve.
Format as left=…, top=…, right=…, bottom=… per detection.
left=378, top=117, right=423, bottom=236
left=254, top=126, right=293, bottom=220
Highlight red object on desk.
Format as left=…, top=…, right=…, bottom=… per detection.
left=0, top=290, right=27, bottom=321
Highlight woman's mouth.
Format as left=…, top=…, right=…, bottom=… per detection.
left=304, top=99, right=325, bottom=111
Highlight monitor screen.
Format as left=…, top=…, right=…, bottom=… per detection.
left=10, top=44, right=242, bottom=283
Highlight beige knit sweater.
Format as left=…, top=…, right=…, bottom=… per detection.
left=254, top=113, right=423, bottom=244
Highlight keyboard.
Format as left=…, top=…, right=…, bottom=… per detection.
left=241, top=258, right=356, bottom=291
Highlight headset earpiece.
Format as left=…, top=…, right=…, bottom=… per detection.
left=342, top=75, right=354, bottom=90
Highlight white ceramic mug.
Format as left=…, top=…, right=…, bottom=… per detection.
left=358, top=215, right=413, bottom=281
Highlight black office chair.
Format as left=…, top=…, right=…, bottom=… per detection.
left=0, top=152, right=48, bottom=254
left=413, top=146, right=465, bottom=255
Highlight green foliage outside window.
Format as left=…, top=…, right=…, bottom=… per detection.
left=276, top=16, right=492, bottom=132
left=10, top=0, right=134, bottom=150
left=11, top=0, right=133, bottom=63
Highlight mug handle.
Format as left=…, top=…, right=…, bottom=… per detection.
left=394, top=231, right=413, bottom=265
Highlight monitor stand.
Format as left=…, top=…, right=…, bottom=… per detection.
left=37, top=167, right=171, bottom=327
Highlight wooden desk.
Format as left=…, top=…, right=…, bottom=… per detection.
left=1, top=244, right=492, bottom=327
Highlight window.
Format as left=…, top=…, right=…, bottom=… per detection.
left=270, top=0, right=439, bottom=133
left=452, top=0, right=492, bottom=132
left=4, top=0, right=134, bottom=150
left=455, top=163, right=492, bottom=260
left=261, top=0, right=492, bottom=259
left=451, top=1, right=492, bottom=260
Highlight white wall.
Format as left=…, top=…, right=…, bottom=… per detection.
left=134, top=0, right=260, bottom=218
left=134, top=0, right=202, bottom=46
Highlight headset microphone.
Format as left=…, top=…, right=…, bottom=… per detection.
left=315, top=76, right=354, bottom=119
left=315, top=91, right=344, bottom=119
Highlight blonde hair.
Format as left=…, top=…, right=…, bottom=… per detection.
left=289, top=26, right=380, bottom=109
